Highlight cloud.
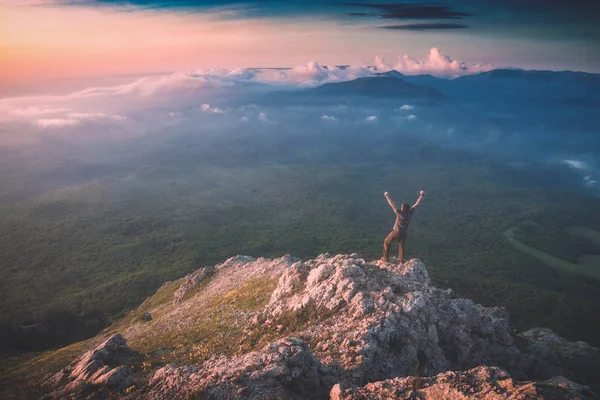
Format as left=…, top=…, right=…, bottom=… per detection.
left=36, top=118, right=81, bottom=128
left=73, top=72, right=233, bottom=98
left=10, top=107, right=72, bottom=116
left=36, top=112, right=126, bottom=129
left=238, top=104, right=260, bottom=111
left=584, top=175, right=598, bottom=186
left=407, top=114, right=417, bottom=120
left=66, top=112, right=126, bottom=120
left=380, top=23, right=468, bottom=31
left=345, top=3, right=472, bottom=20
left=321, top=115, right=337, bottom=121
left=200, top=104, right=225, bottom=114
left=398, top=104, right=414, bottom=111
left=253, top=62, right=375, bottom=86
left=366, top=115, right=378, bottom=122
left=377, top=48, right=494, bottom=78
left=0, top=48, right=493, bottom=135
left=1, top=49, right=493, bottom=123
left=562, top=159, right=588, bottom=170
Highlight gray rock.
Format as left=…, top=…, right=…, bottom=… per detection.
left=261, top=254, right=600, bottom=387
left=519, top=327, right=600, bottom=383
left=95, top=365, right=134, bottom=389
left=141, top=311, right=153, bottom=321
left=173, top=265, right=216, bottom=303
left=44, top=334, right=136, bottom=398
left=148, top=338, right=332, bottom=399
left=330, top=365, right=595, bottom=399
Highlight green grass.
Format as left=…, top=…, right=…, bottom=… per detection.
left=0, top=339, right=94, bottom=398
left=127, top=277, right=279, bottom=367
left=107, top=278, right=185, bottom=333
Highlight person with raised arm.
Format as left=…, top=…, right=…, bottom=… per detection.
left=382, top=190, right=424, bottom=263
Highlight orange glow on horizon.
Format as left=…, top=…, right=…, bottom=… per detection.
left=0, top=3, right=367, bottom=86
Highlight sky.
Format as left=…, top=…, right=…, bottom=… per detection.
left=1, top=0, right=599, bottom=92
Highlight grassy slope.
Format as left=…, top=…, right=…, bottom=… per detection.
left=0, top=274, right=282, bottom=397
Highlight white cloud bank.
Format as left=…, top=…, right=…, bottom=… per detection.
left=0, top=46, right=493, bottom=143
left=375, top=48, right=494, bottom=78
left=1, top=47, right=492, bottom=113
left=200, top=104, right=225, bottom=114
left=36, top=118, right=81, bottom=129
left=36, top=112, right=125, bottom=129
left=562, top=159, right=588, bottom=170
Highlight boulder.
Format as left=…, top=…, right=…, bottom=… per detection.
left=44, top=334, right=136, bottom=399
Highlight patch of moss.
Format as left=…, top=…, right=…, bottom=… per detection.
left=0, top=339, right=94, bottom=399
left=276, top=301, right=335, bottom=335
left=290, top=281, right=306, bottom=296
left=107, top=278, right=185, bottom=333
left=239, top=300, right=335, bottom=354
left=128, top=277, right=278, bottom=367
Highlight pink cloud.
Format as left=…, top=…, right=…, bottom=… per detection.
left=377, top=48, right=494, bottom=78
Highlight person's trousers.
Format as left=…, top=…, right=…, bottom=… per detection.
left=383, top=229, right=407, bottom=263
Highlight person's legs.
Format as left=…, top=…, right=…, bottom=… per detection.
left=382, top=230, right=398, bottom=261
left=398, top=232, right=407, bottom=264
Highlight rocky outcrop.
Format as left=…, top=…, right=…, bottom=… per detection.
left=518, top=327, right=600, bottom=384
left=43, top=334, right=137, bottom=398
left=173, top=265, right=216, bottom=303
left=330, top=366, right=594, bottom=400
left=148, top=338, right=333, bottom=399
left=257, top=254, right=600, bottom=386
left=37, top=254, right=600, bottom=399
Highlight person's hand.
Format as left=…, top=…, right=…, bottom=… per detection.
left=419, top=190, right=425, bottom=196
left=384, top=191, right=389, bottom=196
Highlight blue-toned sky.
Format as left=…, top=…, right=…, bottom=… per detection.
left=1, top=0, right=599, bottom=87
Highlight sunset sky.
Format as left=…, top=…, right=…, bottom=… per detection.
left=1, top=0, right=599, bottom=91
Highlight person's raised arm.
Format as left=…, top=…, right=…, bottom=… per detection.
left=411, top=190, right=424, bottom=209
left=384, top=192, right=397, bottom=211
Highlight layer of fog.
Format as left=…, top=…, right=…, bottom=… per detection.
left=0, top=62, right=598, bottom=200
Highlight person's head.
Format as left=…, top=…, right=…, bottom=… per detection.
left=401, top=203, right=410, bottom=212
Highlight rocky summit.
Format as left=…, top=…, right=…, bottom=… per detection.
left=13, top=254, right=600, bottom=399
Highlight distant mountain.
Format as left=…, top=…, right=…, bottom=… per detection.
left=376, top=70, right=449, bottom=88
left=310, top=75, right=443, bottom=99
left=368, top=69, right=600, bottom=102
left=448, top=69, right=600, bottom=101
left=260, top=68, right=599, bottom=106
left=460, top=68, right=600, bottom=82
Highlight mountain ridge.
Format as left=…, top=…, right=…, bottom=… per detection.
left=4, top=253, right=599, bottom=399
left=309, top=76, right=443, bottom=99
